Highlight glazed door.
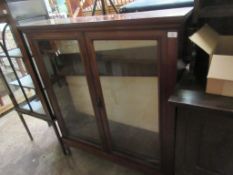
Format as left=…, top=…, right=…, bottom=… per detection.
left=86, top=31, right=164, bottom=165
left=28, top=34, right=103, bottom=146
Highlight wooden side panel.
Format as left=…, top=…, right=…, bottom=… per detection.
left=175, top=107, right=233, bottom=175
left=160, top=32, right=178, bottom=175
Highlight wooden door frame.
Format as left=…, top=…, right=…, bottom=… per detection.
left=25, top=28, right=179, bottom=175
left=26, top=31, right=108, bottom=150
left=84, top=30, right=171, bottom=169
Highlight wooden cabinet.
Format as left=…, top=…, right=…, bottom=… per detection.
left=170, top=88, right=233, bottom=175
left=19, top=7, right=192, bottom=175
left=194, top=0, right=233, bottom=18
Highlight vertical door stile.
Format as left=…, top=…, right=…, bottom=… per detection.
left=86, top=30, right=162, bottom=165
left=28, top=32, right=104, bottom=147
left=27, top=37, right=69, bottom=136
left=83, top=32, right=112, bottom=152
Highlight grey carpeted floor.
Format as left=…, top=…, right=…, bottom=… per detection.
left=0, top=110, right=145, bottom=175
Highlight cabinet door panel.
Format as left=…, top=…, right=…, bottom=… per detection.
left=93, top=40, right=160, bottom=163
left=36, top=40, right=101, bottom=144
left=175, top=107, right=233, bottom=175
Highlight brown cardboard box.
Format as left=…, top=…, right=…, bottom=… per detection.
left=189, top=25, right=233, bottom=97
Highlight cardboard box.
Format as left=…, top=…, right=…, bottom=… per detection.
left=189, top=24, right=233, bottom=97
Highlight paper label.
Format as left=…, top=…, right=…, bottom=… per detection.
left=167, top=32, right=178, bottom=38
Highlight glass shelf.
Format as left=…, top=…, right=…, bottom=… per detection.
left=18, top=97, right=45, bottom=115
left=0, top=48, right=22, bottom=58
left=9, top=74, right=34, bottom=89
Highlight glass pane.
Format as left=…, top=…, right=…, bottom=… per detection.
left=0, top=55, right=42, bottom=112
left=94, top=40, right=159, bottom=163
left=0, top=59, right=26, bottom=105
left=0, top=77, right=14, bottom=113
left=38, top=40, right=100, bottom=144
left=0, top=22, right=46, bottom=115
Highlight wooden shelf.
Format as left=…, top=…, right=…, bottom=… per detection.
left=169, top=72, right=233, bottom=114
left=9, top=74, right=34, bottom=89
left=0, top=48, right=22, bottom=58
left=169, top=89, right=233, bottom=114
left=199, top=5, right=233, bottom=18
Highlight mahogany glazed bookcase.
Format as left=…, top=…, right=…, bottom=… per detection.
left=18, top=7, right=192, bottom=175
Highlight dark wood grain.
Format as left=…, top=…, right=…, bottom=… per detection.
left=175, top=106, right=233, bottom=175
left=169, top=89, right=233, bottom=114
left=196, top=0, right=233, bottom=18
left=170, top=70, right=233, bottom=175
left=159, top=34, right=178, bottom=175
left=19, top=7, right=192, bottom=33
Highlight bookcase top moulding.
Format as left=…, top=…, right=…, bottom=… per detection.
left=18, top=7, right=193, bottom=32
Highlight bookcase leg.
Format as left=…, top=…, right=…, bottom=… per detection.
left=50, top=121, right=71, bottom=155
left=18, top=113, right=33, bottom=141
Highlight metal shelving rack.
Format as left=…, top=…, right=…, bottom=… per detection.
left=0, top=12, right=35, bottom=140
left=0, top=23, right=45, bottom=117
left=0, top=0, right=68, bottom=154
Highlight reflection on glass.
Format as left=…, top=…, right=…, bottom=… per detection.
left=0, top=59, right=26, bottom=105
left=0, top=77, right=12, bottom=113
left=94, top=40, right=159, bottom=163
left=38, top=40, right=100, bottom=143
left=0, top=23, right=45, bottom=115
left=0, top=56, right=41, bottom=112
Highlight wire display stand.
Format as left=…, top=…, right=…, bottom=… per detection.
left=0, top=1, right=69, bottom=154
left=92, top=0, right=118, bottom=15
